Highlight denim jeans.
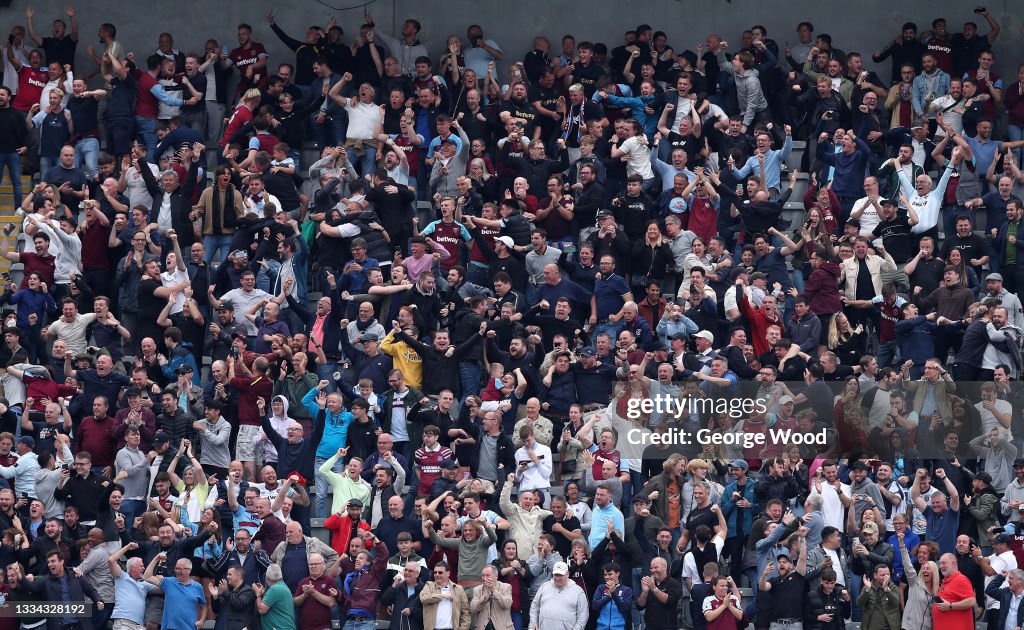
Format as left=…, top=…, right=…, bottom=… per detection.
left=256, top=259, right=282, bottom=293
left=203, top=235, right=233, bottom=265
left=316, top=362, right=339, bottom=394
left=872, top=339, right=897, bottom=370
left=73, top=137, right=100, bottom=179
left=342, top=619, right=377, bottom=630
left=135, top=115, right=158, bottom=161
left=39, top=156, right=56, bottom=177
left=311, top=111, right=347, bottom=148
left=314, top=455, right=345, bottom=518
left=121, top=499, right=147, bottom=533
left=0, top=152, right=23, bottom=208
left=459, top=360, right=482, bottom=398
left=346, top=145, right=377, bottom=178
left=1011, top=124, right=1024, bottom=165
left=467, top=263, right=490, bottom=287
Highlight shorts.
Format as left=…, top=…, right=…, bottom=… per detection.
left=112, top=619, right=145, bottom=630
left=236, top=424, right=261, bottom=461
left=144, top=592, right=164, bottom=625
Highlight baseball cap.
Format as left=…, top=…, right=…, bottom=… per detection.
left=495, top=236, right=515, bottom=248
left=880, top=198, right=898, bottom=207
left=994, top=533, right=1013, bottom=545
left=694, top=331, right=714, bottom=343
left=1014, top=459, right=1024, bottom=468
left=846, top=218, right=861, bottom=228
left=632, top=495, right=651, bottom=505
left=552, top=561, right=569, bottom=576
left=441, top=459, right=458, bottom=469
left=125, top=387, right=143, bottom=397
left=849, top=461, right=870, bottom=471
left=578, top=346, right=597, bottom=356
left=18, top=436, right=34, bottom=448
left=775, top=550, right=791, bottom=561
left=860, top=521, right=879, bottom=534
left=975, top=472, right=993, bottom=486
left=729, top=459, right=749, bottom=470
left=152, top=432, right=171, bottom=446
left=215, top=301, right=235, bottom=312
left=176, top=365, right=194, bottom=375
left=596, top=209, right=615, bottom=220
left=778, top=395, right=794, bottom=405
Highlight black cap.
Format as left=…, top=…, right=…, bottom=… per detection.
left=994, top=533, right=1013, bottom=545
left=176, top=364, right=194, bottom=375
left=441, top=459, right=458, bottom=469
left=849, top=461, right=870, bottom=471
left=216, top=301, right=235, bottom=312
left=880, top=198, right=898, bottom=207
left=152, top=431, right=171, bottom=445
left=125, top=386, right=143, bottom=397
left=348, top=499, right=364, bottom=508
left=1014, top=459, right=1024, bottom=468
left=846, top=218, right=861, bottom=228
left=975, top=472, right=993, bottom=486
left=231, top=332, right=248, bottom=341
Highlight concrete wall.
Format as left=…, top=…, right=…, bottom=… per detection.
left=4, top=0, right=1022, bottom=84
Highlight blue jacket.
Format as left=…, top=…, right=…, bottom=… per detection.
left=895, top=316, right=937, bottom=366
left=816, top=138, right=871, bottom=200
left=302, top=386, right=354, bottom=459
left=721, top=478, right=759, bottom=538
left=4, top=288, right=57, bottom=329
left=598, top=92, right=659, bottom=138
left=162, top=342, right=200, bottom=385
left=593, top=583, right=634, bottom=630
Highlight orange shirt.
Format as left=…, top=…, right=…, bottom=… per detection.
left=667, top=478, right=681, bottom=529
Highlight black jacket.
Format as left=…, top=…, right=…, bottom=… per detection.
left=381, top=579, right=424, bottom=630
left=138, top=156, right=199, bottom=249
left=212, top=583, right=260, bottom=630
left=805, top=584, right=851, bottom=630
left=22, top=572, right=100, bottom=630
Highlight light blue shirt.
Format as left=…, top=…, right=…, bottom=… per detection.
left=112, top=571, right=157, bottom=625
left=731, top=136, right=794, bottom=191
left=1005, top=589, right=1023, bottom=630
left=588, top=503, right=625, bottom=549
left=0, top=452, right=39, bottom=498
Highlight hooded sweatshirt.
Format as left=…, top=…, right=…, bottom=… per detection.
left=804, top=261, right=843, bottom=315
left=260, top=396, right=293, bottom=463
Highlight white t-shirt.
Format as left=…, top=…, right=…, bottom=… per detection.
left=344, top=101, right=381, bottom=140
left=978, top=400, right=1013, bottom=438
left=809, top=481, right=852, bottom=531
left=853, top=196, right=881, bottom=237
left=984, top=550, right=1017, bottom=609
left=619, top=135, right=654, bottom=180
left=161, top=268, right=189, bottom=314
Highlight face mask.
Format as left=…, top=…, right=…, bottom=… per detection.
left=495, top=378, right=503, bottom=389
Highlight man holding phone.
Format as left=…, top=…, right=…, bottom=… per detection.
left=514, top=425, right=552, bottom=508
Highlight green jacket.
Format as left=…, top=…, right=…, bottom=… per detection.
left=857, top=581, right=902, bottom=630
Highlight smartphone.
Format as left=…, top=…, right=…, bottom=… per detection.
left=463, top=472, right=470, bottom=480
left=231, top=346, right=240, bottom=359
left=992, top=527, right=1006, bottom=534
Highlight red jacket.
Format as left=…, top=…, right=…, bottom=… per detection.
left=738, top=290, right=782, bottom=356
left=323, top=513, right=371, bottom=557
left=803, top=261, right=843, bottom=316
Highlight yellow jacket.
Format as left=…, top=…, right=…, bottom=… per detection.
left=380, top=331, right=423, bottom=389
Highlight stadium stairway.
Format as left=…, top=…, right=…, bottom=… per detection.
left=0, top=175, right=28, bottom=277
